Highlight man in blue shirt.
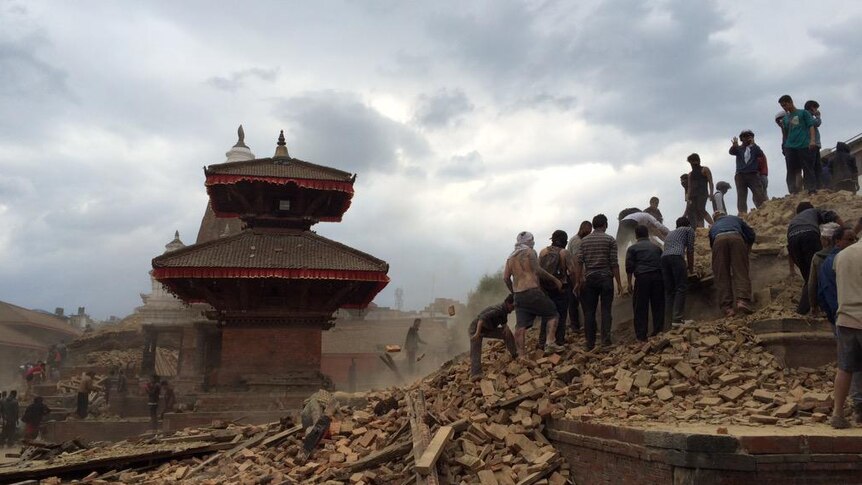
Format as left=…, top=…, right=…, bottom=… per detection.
left=779, top=94, right=818, bottom=194
left=709, top=212, right=756, bottom=317
left=729, top=130, right=768, bottom=214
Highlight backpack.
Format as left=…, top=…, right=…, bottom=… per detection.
left=539, top=248, right=566, bottom=292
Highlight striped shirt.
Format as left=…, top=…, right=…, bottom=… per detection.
left=662, top=226, right=695, bottom=257
left=577, top=231, right=619, bottom=278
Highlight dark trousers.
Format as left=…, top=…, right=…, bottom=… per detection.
left=632, top=271, right=665, bottom=340
left=785, top=147, right=817, bottom=194
left=469, top=323, right=517, bottom=377
left=734, top=171, right=767, bottom=213
left=539, top=288, right=569, bottom=347
left=1, top=422, right=15, bottom=445
left=788, top=231, right=822, bottom=314
left=406, top=350, right=416, bottom=374
left=711, top=234, right=752, bottom=311
left=149, top=403, right=159, bottom=430
left=568, top=290, right=581, bottom=331
left=581, top=273, right=614, bottom=349
left=76, top=392, right=88, bottom=419
left=661, top=255, right=689, bottom=325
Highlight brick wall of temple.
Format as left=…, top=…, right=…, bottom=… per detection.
left=218, top=326, right=322, bottom=384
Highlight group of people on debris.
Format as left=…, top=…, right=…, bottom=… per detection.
left=1, top=391, right=51, bottom=445
left=469, top=94, right=862, bottom=429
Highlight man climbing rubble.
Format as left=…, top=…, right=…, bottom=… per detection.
left=709, top=211, right=756, bottom=317
left=469, top=294, right=517, bottom=380
left=538, top=230, right=575, bottom=349
left=404, top=319, right=426, bottom=375
left=662, top=216, right=695, bottom=327
left=616, top=208, right=669, bottom=265
left=829, top=231, right=862, bottom=429
left=787, top=201, right=843, bottom=315
left=504, top=231, right=563, bottom=356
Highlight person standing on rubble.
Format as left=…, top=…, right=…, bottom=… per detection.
left=567, top=221, right=593, bottom=332
left=626, top=225, right=666, bottom=340
left=809, top=223, right=842, bottom=317
left=2, top=390, right=19, bottom=446
left=686, top=154, right=715, bottom=228
left=709, top=212, right=757, bottom=317
left=711, top=181, right=731, bottom=215
left=76, top=371, right=95, bottom=419
left=662, top=217, right=696, bottom=327
left=538, top=230, right=575, bottom=349
left=787, top=202, right=843, bottom=315
left=779, top=95, right=819, bottom=194
left=804, top=100, right=824, bottom=189
left=828, top=230, right=862, bottom=429
left=644, top=197, right=664, bottom=223
left=574, top=214, right=622, bottom=351
left=404, top=319, right=426, bottom=375
left=469, top=294, right=517, bottom=380
left=830, top=142, right=860, bottom=194
left=729, top=130, right=768, bottom=214
left=504, top=231, right=563, bottom=356
left=347, top=358, right=357, bottom=393
left=145, top=375, right=161, bottom=431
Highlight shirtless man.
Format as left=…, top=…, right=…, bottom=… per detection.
left=504, top=231, right=563, bottom=356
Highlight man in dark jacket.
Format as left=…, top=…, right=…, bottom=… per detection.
left=626, top=225, right=665, bottom=340
left=22, top=396, right=51, bottom=440
left=729, top=130, right=768, bottom=214
left=2, top=390, right=19, bottom=445
left=709, top=213, right=757, bottom=316
left=787, top=202, right=843, bottom=314
left=830, top=142, right=859, bottom=194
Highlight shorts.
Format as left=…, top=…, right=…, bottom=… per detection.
left=514, top=288, right=557, bottom=329
left=837, top=326, right=862, bottom=372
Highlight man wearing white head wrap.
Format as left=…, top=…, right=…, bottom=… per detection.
left=504, top=231, right=563, bottom=356
left=808, top=222, right=842, bottom=315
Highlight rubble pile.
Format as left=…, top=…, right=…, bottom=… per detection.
left=745, top=190, right=862, bottom=246
left=82, top=348, right=178, bottom=372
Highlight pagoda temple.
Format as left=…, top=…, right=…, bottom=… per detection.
left=152, top=129, right=389, bottom=390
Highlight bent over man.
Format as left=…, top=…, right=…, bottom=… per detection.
left=469, top=294, right=517, bottom=379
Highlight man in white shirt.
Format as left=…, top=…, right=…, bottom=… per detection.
left=830, top=237, right=862, bottom=428
left=616, top=209, right=670, bottom=265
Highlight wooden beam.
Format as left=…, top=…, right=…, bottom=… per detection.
left=406, top=391, right=440, bottom=485
left=414, top=425, right=453, bottom=475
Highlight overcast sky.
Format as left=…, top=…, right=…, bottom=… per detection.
left=2, top=0, right=861, bottom=319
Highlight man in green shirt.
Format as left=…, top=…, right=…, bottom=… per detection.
left=779, top=94, right=818, bottom=194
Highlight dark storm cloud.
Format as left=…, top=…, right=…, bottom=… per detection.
left=276, top=91, right=431, bottom=173
left=413, top=88, right=474, bottom=129
left=205, top=67, right=280, bottom=93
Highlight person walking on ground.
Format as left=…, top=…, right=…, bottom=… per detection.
left=538, top=230, right=575, bottom=349
left=626, top=225, right=666, bottom=340
left=21, top=396, right=50, bottom=440
left=76, top=371, right=94, bottom=419
left=787, top=202, right=843, bottom=315
left=830, top=142, right=860, bottom=194
left=145, top=375, right=161, bottom=431
left=808, top=223, right=842, bottom=317
left=662, top=216, right=696, bottom=327
left=687, top=153, right=715, bottom=228
left=574, top=214, right=623, bottom=351
left=729, top=130, right=768, bottom=214
left=404, top=319, right=426, bottom=375
left=709, top=212, right=757, bottom=317
left=469, top=294, right=518, bottom=379
left=644, top=197, right=663, bottom=223
left=504, top=231, right=563, bottom=355
left=567, top=221, right=593, bottom=332
left=712, top=181, right=731, bottom=215
left=828, top=233, right=862, bottom=429
left=804, top=100, right=824, bottom=189
left=616, top=209, right=669, bottom=264
left=2, top=390, right=19, bottom=446
left=779, top=95, right=819, bottom=194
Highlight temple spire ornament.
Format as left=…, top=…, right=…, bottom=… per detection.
left=274, top=130, right=290, bottom=158
left=233, top=124, right=248, bottom=148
